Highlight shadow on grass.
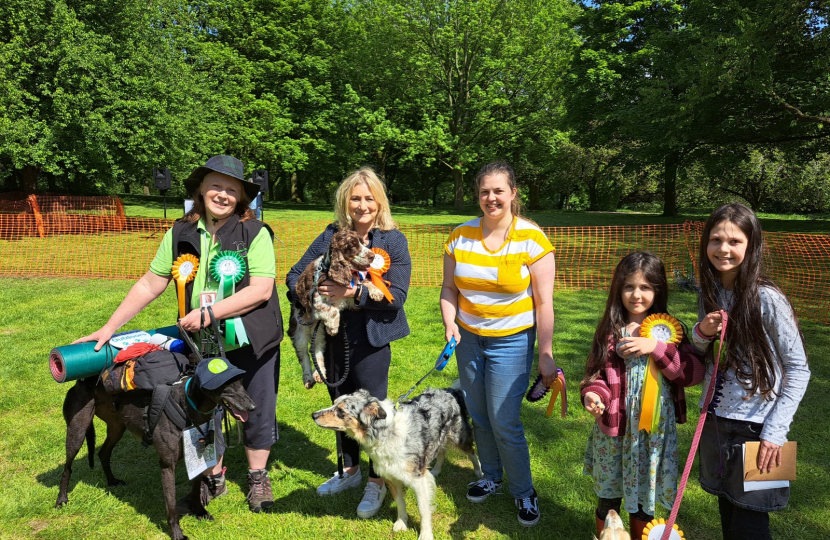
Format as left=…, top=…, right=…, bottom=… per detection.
left=36, top=419, right=330, bottom=536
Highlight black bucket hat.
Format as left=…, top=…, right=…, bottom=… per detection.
left=193, top=356, right=246, bottom=391
left=184, top=155, right=261, bottom=200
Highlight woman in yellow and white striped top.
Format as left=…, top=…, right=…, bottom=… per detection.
left=440, top=162, right=556, bottom=527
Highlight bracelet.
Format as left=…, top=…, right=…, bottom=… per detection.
left=355, top=284, right=363, bottom=301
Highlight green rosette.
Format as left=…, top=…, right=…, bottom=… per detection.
left=209, top=251, right=250, bottom=347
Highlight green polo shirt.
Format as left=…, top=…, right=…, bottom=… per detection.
left=149, top=218, right=276, bottom=311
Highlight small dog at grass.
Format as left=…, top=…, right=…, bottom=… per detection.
left=594, top=509, right=631, bottom=540
left=312, top=387, right=482, bottom=540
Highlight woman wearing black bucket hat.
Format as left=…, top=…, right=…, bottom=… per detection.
left=74, top=155, right=283, bottom=514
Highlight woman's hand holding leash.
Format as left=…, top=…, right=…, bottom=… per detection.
left=179, top=307, right=213, bottom=333
left=583, top=392, right=605, bottom=418
left=444, top=321, right=461, bottom=345
left=757, top=439, right=782, bottom=473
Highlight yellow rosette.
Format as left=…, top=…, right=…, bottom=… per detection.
left=642, top=517, right=685, bottom=540
left=638, top=313, right=683, bottom=433
left=171, top=254, right=199, bottom=318
left=368, top=248, right=394, bottom=302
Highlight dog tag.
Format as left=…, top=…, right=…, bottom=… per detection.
left=183, top=420, right=218, bottom=480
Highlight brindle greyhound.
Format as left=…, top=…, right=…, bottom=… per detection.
left=54, top=358, right=255, bottom=540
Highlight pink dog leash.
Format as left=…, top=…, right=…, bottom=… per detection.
left=660, top=311, right=728, bottom=540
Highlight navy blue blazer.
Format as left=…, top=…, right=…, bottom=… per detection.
left=285, top=223, right=411, bottom=348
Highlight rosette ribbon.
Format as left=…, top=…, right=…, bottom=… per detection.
left=209, top=251, right=249, bottom=347
left=638, top=313, right=683, bottom=433
left=368, top=248, right=394, bottom=302
left=545, top=368, right=568, bottom=418
left=172, top=254, right=199, bottom=318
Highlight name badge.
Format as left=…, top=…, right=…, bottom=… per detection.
left=200, top=292, right=216, bottom=308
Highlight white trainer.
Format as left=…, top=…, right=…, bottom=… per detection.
left=356, top=482, right=387, bottom=519
left=316, top=470, right=362, bottom=496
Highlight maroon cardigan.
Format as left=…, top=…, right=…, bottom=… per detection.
left=581, top=335, right=706, bottom=437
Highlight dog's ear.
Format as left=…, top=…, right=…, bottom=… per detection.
left=327, top=250, right=352, bottom=286
left=362, top=400, right=387, bottom=420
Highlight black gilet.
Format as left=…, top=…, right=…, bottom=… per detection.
left=171, top=215, right=283, bottom=357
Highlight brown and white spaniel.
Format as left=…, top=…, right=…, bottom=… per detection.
left=289, top=229, right=384, bottom=388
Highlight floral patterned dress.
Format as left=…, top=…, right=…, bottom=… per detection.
left=583, top=329, right=679, bottom=515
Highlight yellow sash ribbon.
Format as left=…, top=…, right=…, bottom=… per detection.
left=171, top=254, right=199, bottom=318
left=545, top=368, right=568, bottom=418
left=368, top=248, right=394, bottom=302
left=638, top=313, right=683, bottom=433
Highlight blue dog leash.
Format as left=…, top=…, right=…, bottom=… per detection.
left=394, top=337, right=457, bottom=406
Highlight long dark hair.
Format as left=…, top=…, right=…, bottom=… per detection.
left=474, top=162, right=522, bottom=218
left=182, top=178, right=255, bottom=223
left=581, top=252, right=669, bottom=390
left=698, top=202, right=803, bottom=400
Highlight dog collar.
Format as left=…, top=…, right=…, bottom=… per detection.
left=184, top=378, right=216, bottom=415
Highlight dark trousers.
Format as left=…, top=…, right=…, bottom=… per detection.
left=718, top=496, right=772, bottom=540
left=325, top=335, right=391, bottom=479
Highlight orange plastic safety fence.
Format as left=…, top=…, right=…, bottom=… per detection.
left=1, top=196, right=828, bottom=325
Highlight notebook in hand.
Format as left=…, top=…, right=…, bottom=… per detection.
left=744, top=441, right=797, bottom=482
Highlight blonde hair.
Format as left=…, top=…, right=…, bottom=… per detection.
left=334, top=167, right=397, bottom=231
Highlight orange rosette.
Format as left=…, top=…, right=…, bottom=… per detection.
left=638, top=313, right=683, bottom=433
left=368, top=248, right=394, bottom=302
left=171, top=254, right=199, bottom=318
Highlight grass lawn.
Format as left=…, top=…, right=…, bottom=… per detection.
left=0, top=279, right=826, bottom=539
left=118, top=195, right=830, bottom=234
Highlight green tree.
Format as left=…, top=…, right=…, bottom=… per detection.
left=567, top=0, right=830, bottom=216
left=345, top=0, right=578, bottom=210
left=0, top=0, right=201, bottom=194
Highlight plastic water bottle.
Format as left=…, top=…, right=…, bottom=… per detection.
left=149, top=333, right=186, bottom=353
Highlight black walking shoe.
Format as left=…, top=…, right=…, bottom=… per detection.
left=516, top=489, right=540, bottom=526
left=466, top=478, right=503, bottom=503
left=247, top=469, right=275, bottom=513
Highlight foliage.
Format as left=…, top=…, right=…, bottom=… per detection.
left=0, top=0, right=203, bottom=194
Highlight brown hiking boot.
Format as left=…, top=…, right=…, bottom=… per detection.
left=247, top=469, right=274, bottom=513
left=176, top=467, right=228, bottom=515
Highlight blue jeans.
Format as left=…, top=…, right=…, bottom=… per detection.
left=456, top=325, right=536, bottom=498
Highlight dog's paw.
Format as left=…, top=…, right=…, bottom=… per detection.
left=313, top=371, right=324, bottom=384
left=54, top=498, right=67, bottom=509
left=108, top=478, right=126, bottom=487
left=194, top=510, right=214, bottom=522
left=417, top=533, right=434, bottom=540
left=367, top=285, right=384, bottom=301
left=393, top=519, right=408, bottom=532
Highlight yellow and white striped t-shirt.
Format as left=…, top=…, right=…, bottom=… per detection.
left=444, top=217, right=554, bottom=337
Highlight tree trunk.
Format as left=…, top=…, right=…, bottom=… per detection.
left=289, top=172, right=303, bottom=203
left=587, top=183, right=599, bottom=211
left=21, top=165, right=39, bottom=195
left=452, top=167, right=464, bottom=211
left=662, top=151, right=680, bottom=217
left=123, top=182, right=131, bottom=194
left=432, top=181, right=440, bottom=207
left=528, top=179, right=541, bottom=211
